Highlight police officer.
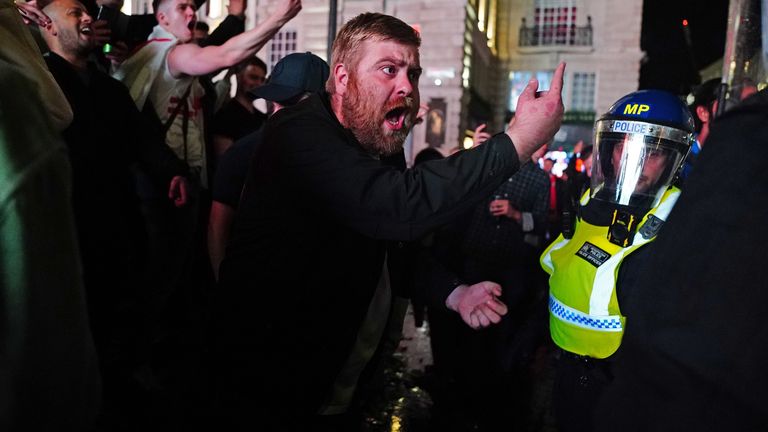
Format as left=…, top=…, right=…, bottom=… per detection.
left=540, top=90, right=694, bottom=432
left=591, top=0, right=768, bottom=429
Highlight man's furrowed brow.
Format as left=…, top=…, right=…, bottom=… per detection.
left=375, top=56, right=409, bottom=66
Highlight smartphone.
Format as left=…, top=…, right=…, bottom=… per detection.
left=96, top=5, right=130, bottom=43
left=96, top=5, right=119, bottom=25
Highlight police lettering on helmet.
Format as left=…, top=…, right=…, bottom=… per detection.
left=590, top=90, right=694, bottom=212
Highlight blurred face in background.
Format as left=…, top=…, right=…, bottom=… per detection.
left=43, top=0, right=95, bottom=59
left=543, top=159, right=555, bottom=174
left=192, top=28, right=208, bottom=45
left=238, top=64, right=267, bottom=95
left=156, top=0, right=197, bottom=43
left=583, top=153, right=594, bottom=178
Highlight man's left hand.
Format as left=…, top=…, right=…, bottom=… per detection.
left=446, top=281, right=508, bottom=330
left=168, top=175, right=189, bottom=207
left=472, top=123, right=492, bottom=147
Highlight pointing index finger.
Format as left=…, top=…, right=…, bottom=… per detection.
left=548, top=62, right=566, bottom=96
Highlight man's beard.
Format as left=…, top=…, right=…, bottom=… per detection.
left=342, top=75, right=416, bottom=156
left=61, top=30, right=93, bottom=59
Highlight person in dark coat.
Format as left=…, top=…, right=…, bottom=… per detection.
left=0, top=50, right=100, bottom=432
left=208, top=52, right=329, bottom=280
left=38, top=0, right=189, bottom=425
left=213, top=12, right=566, bottom=431
left=593, top=88, right=768, bottom=431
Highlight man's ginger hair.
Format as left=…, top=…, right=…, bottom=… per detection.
left=326, top=13, right=421, bottom=94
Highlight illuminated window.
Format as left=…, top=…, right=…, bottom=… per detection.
left=508, top=70, right=553, bottom=111
left=571, top=72, right=596, bottom=111
left=534, top=0, right=577, bottom=45
left=269, top=30, right=298, bottom=70
left=207, top=0, right=223, bottom=19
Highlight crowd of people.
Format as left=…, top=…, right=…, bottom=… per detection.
left=1, top=0, right=767, bottom=431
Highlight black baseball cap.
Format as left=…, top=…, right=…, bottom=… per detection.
left=691, top=77, right=721, bottom=108
left=249, top=52, right=330, bottom=103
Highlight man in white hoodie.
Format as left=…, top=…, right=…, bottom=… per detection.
left=114, top=0, right=300, bottom=187
left=112, top=0, right=301, bottom=325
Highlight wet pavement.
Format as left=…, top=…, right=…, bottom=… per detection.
left=361, top=307, right=559, bottom=432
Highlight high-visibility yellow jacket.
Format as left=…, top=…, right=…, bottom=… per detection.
left=540, top=187, right=680, bottom=359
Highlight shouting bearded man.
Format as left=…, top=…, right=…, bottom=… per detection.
left=213, top=12, right=565, bottom=431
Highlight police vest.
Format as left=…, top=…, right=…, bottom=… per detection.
left=540, top=187, right=680, bottom=359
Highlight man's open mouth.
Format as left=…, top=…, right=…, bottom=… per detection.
left=80, top=25, right=92, bottom=35
left=385, top=107, right=407, bottom=130
left=187, top=20, right=196, bottom=31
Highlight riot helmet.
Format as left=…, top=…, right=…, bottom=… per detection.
left=591, top=90, right=694, bottom=213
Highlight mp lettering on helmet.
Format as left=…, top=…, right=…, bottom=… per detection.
left=623, top=104, right=651, bottom=115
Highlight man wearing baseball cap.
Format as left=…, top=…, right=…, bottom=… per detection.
left=207, top=52, right=329, bottom=279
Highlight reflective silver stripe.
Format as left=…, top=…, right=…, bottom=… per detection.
left=549, top=294, right=623, bottom=332
left=595, top=119, right=693, bottom=145
left=590, top=247, right=634, bottom=316
left=541, top=236, right=571, bottom=273
left=588, top=189, right=681, bottom=316
left=646, top=189, right=679, bottom=221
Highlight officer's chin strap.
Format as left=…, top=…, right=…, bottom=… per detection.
left=562, top=191, right=578, bottom=240
left=562, top=207, right=575, bottom=239
left=607, top=208, right=639, bottom=247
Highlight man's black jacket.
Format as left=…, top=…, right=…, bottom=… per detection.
left=214, top=92, right=523, bottom=428
left=44, top=52, right=186, bottom=298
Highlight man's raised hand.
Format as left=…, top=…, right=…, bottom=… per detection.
left=506, top=62, right=565, bottom=163
left=16, top=0, right=50, bottom=27
left=273, top=0, right=301, bottom=25
left=472, top=123, right=492, bottom=147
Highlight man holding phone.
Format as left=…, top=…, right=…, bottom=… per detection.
left=89, top=0, right=248, bottom=68
left=36, top=0, right=192, bottom=424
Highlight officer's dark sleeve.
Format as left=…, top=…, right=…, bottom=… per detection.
left=273, top=116, right=521, bottom=242
left=594, top=90, right=768, bottom=431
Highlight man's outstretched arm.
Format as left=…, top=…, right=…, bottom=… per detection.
left=168, top=0, right=301, bottom=77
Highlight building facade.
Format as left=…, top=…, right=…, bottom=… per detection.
left=507, top=0, right=643, bottom=149
left=123, top=0, right=643, bottom=157
left=203, top=0, right=511, bottom=163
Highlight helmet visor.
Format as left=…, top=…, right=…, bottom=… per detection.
left=591, top=120, right=691, bottom=209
